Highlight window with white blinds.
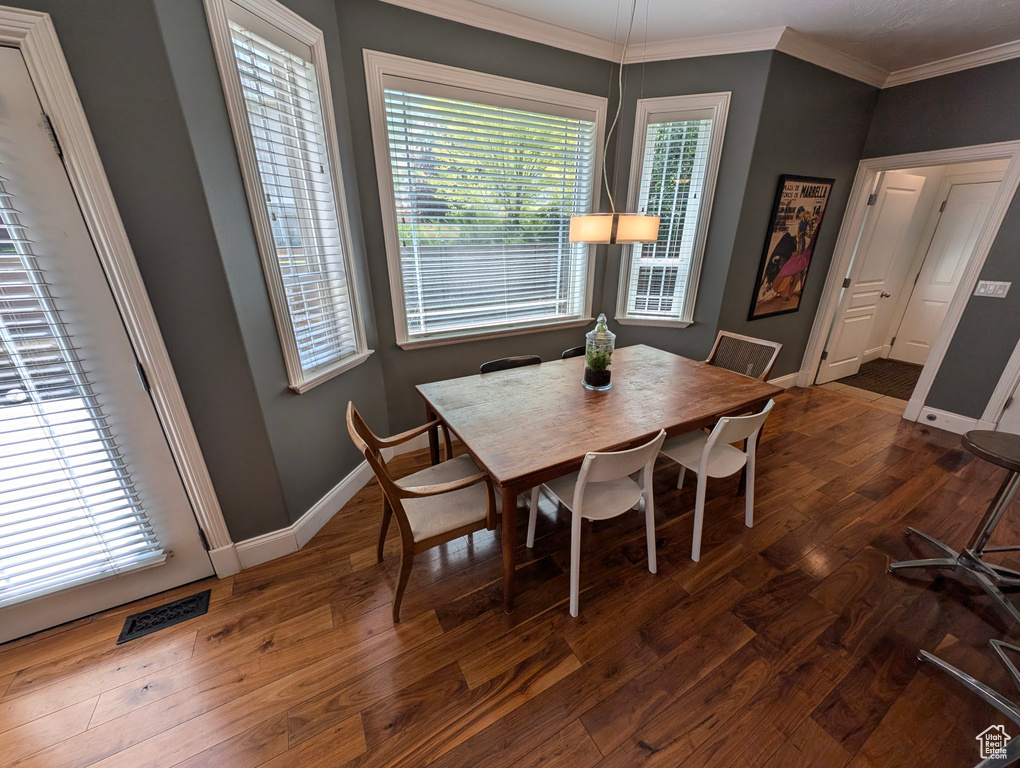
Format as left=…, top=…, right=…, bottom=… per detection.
left=618, top=94, right=730, bottom=326
left=366, top=53, right=604, bottom=345
left=0, top=174, right=164, bottom=608
left=208, top=0, right=367, bottom=391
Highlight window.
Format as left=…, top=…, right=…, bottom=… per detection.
left=617, top=93, right=730, bottom=327
left=364, top=52, right=606, bottom=347
left=205, top=0, right=369, bottom=391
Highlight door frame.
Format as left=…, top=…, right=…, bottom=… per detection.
left=799, top=140, right=1020, bottom=427
left=0, top=8, right=239, bottom=575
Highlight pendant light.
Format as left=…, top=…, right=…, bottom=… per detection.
left=569, top=0, right=659, bottom=245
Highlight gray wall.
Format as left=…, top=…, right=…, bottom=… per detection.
left=864, top=58, right=1020, bottom=418
left=600, top=51, right=771, bottom=365
left=15, top=0, right=982, bottom=548
left=716, top=52, right=878, bottom=378
left=152, top=0, right=390, bottom=526
left=12, top=0, right=390, bottom=539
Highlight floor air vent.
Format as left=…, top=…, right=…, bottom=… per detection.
left=117, top=589, right=211, bottom=644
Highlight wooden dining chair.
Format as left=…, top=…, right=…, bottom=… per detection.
left=346, top=402, right=497, bottom=622
left=560, top=346, right=586, bottom=359
left=660, top=400, right=775, bottom=561
left=705, top=331, right=782, bottom=381
left=479, top=355, right=541, bottom=374
left=526, top=430, right=666, bottom=617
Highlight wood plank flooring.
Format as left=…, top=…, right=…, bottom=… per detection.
left=2, top=386, right=1019, bottom=767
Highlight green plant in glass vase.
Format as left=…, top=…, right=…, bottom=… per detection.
left=582, top=313, right=616, bottom=390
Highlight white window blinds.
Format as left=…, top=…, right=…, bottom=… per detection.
left=228, top=19, right=360, bottom=377
left=0, top=174, right=164, bottom=608
left=625, top=117, right=712, bottom=320
left=382, top=87, right=597, bottom=340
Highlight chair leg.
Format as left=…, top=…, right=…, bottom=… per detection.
left=569, top=510, right=583, bottom=617
left=526, top=486, right=540, bottom=548
left=644, top=490, right=657, bottom=574
left=377, top=498, right=392, bottom=564
left=677, top=466, right=686, bottom=490
left=692, top=473, right=707, bottom=562
left=744, top=453, right=755, bottom=528
left=392, top=547, right=415, bottom=624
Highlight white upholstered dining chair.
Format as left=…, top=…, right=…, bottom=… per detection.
left=660, top=399, right=775, bottom=562
left=526, top=430, right=666, bottom=617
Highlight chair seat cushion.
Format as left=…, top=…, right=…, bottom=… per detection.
left=660, top=431, right=747, bottom=478
left=398, top=455, right=492, bottom=542
left=543, top=471, right=643, bottom=521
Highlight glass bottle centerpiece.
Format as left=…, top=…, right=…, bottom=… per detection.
left=583, top=313, right=616, bottom=391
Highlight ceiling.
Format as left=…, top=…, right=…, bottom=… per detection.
left=394, top=0, right=1020, bottom=78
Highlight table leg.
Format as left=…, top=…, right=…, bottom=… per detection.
left=501, top=485, right=517, bottom=613
left=424, top=403, right=440, bottom=466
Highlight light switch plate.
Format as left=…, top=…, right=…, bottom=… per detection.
left=974, top=280, right=1011, bottom=298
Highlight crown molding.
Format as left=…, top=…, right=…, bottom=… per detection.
left=377, top=0, right=1020, bottom=90
left=622, top=27, right=784, bottom=63
left=884, top=38, right=1020, bottom=87
left=775, top=28, right=887, bottom=87
left=378, top=0, right=620, bottom=60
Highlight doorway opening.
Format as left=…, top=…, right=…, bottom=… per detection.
left=801, top=142, right=1020, bottom=430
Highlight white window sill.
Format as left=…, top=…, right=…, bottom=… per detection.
left=615, top=316, right=693, bottom=329
left=288, top=349, right=374, bottom=393
left=397, top=318, right=595, bottom=350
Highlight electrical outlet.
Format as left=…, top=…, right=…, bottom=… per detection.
left=974, top=280, right=1011, bottom=297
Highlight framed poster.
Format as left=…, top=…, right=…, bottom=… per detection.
left=748, top=174, right=834, bottom=320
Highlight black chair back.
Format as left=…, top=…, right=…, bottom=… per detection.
left=479, top=355, right=541, bottom=374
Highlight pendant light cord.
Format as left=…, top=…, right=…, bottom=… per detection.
left=602, top=0, right=639, bottom=215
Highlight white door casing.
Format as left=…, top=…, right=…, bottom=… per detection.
left=0, top=46, right=215, bottom=642
left=815, top=172, right=926, bottom=384
left=891, top=182, right=999, bottom=366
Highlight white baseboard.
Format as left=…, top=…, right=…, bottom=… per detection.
left=862, top=347, right=883, bottom=364
left=208, top=544, right=241, bottom=577
left=768, top=372, right=800, bottom=389
left=381, top=432, right=430, bottom=460
left=230, top=459, right=376, bottom=571
left=295, top=461, right=376, bottom=548
left=223, top=432, right=436, bottom=573
left=912, top=405, right=980, bottom=435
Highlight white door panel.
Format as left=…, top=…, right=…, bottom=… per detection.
left=892, top=182, right=998, bottom=366
left=0, top=46, right=213, bottom=642
left=816, top=173, right=926, bottom=383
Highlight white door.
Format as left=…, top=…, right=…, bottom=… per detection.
left=816, top=173, right=926, bottom=384
left=891, top=182, right=999, bottom=366
left=0, top=47, right=213, bottom=643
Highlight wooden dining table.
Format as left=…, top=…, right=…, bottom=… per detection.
left=416, top=343, right=784, bottom=612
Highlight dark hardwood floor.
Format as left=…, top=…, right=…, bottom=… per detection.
left=2, top=386, right=1019, bottom=767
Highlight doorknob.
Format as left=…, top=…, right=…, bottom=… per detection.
left=880, top=291, right=892, bottom=298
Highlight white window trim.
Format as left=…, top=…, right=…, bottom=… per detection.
left=616, top=92, right=730, bottom=328
left=204, top=0, right=371, bottom=392
left=363, top=50, right=606, bottom=349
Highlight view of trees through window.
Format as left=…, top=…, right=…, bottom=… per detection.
left=629, top=117, right=712, bottom=316
left=383, top=89, right=596, bottom=338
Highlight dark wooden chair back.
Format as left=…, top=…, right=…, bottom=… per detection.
left=561, top=346, right=585, bottom=359
left=479, top=355, right=541, bottom=374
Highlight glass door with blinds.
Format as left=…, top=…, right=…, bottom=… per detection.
left=0, top=46, right=213, bottom=643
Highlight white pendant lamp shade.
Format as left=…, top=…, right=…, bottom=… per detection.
left=569, top=212, right=660, bottom=244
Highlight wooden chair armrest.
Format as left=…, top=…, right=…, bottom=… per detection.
left=374, top=419, right=443, bottom=448
left=398, top=472, right=491, bottom=498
